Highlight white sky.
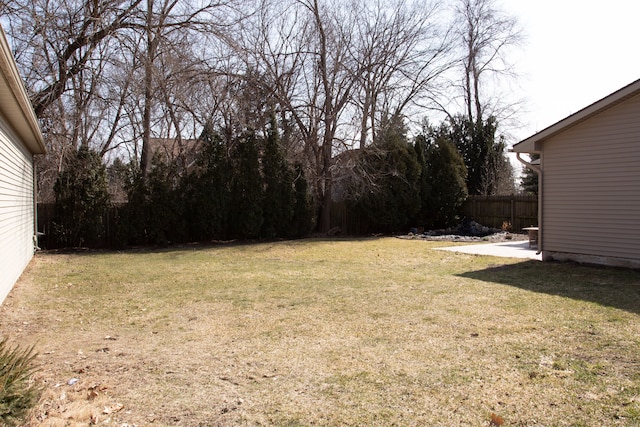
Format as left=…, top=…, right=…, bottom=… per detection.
left=502, top=0, right=640, bottom=141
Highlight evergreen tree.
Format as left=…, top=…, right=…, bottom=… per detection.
left=449, top=115, right=513, bottom=195
left=53, top=146, right=111, bottom=247
left=291, top=162, right=315, bottom=237
left=106, top=157, right=129, bottom=203
left=120, top=163, right=147, bottom=246
left=417, top=127, right=468, bottom=229
left=520, top=153, right=539, bottom=195
left=118, top=155, right=186, bottom=246
left=144, top=154, right=185, bottom=245
left=182, top=123, right=232, bottom=241
left=413, top=132, right=432, bottom=226
left=228, top=131, right=264, bottom=238
left=355, top=115, right=421, bottom=233
left=261, top=118, right=295, bottom=238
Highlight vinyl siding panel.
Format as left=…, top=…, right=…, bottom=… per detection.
left=543, top=93, right=640, bottom=262
left=0, top=115, right=35, bottom=303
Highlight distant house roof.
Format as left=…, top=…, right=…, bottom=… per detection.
left=149, top=137, right=200, bottom=162
left=513, top=77, right=640, bottom=153
left=0, top=27, right=45, bottom=154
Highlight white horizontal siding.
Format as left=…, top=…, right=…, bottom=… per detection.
left=0, top=116, right=35, bottom=304
left=543, top=93, right=640, bottom=262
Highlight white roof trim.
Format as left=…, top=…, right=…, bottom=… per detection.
left=512, top=77, right=640, bottom=153
left=0, top=26, right=45, bottom=154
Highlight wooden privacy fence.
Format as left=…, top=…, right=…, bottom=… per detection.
left=462, top=195, right=538, bottom=232
left=36, top=203, right=122, bottom=249
left=37, top=195, right=537, bottom=247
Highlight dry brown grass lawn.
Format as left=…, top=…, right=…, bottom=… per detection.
left=1, top=238, right=639, bottom=426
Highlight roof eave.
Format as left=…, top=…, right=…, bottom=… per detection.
left=0, top=27, right=45, bottom=155
left=512, top=77, right=640, bottom=154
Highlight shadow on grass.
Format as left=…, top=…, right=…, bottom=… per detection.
left=459, top=260, right=640, bottom=315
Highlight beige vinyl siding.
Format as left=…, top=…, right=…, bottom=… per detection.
left=542, top=92, right=640, bottom=261
left=0, top=116, right=35, bottom=303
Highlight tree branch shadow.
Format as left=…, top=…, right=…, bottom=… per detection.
left=458, top=260, right=640, bottom=315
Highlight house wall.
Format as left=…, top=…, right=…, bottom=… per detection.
left=542, top=92, right=640, bottom=267
left=0, top=116, right=36, bottom=303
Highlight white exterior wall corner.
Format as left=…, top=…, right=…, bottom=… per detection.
left=0, top=26, right=45, bottom=305
left=541, top=92, right=640, bottom=268
left=0, top=117, right=36, bottom=303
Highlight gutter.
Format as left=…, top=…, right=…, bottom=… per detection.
left=515, top=152, right=543, bottom=255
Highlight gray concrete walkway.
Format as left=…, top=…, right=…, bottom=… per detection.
left=435, top=240, right=542, bottom=260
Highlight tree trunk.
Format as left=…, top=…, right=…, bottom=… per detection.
left=318, top=141, right=333, bottom=232
left=140, top=0, right=155, bottom=177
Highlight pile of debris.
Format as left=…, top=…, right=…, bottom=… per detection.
left=399, top=219, right=527, bottom=242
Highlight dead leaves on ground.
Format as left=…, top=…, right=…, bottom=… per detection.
left=32, top=376, right=125, bottom=426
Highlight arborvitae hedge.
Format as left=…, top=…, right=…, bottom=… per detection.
left=53, top=146, right=111, bottom=247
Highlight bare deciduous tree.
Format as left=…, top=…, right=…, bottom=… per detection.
left=5, top=0, right=242, bottom=187
left=138, top=0, right=241, bottom=176
left=6, top=0, right=143, bottom=118
left=4, top=0, right=145, bottom=200
left=447, top=0, right=523, bottom=195
left=350, top=0, right=453, bottom=149
left=454, top=0, right=523, bottom=123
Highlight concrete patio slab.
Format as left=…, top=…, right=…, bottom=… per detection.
left=435, top=240, right=542, bottom=260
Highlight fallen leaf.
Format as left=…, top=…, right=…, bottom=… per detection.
left=490, top=412, right=504, bottom=426
left=88, top=383, right=108, bottom=400
left=103, top=403, right=124, bottom=414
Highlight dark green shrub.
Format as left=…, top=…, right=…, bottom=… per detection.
left=448, top=114, right=513, bottom=196
left=354, top=115, right=421, bottom=233
left=112, top=162, right=148, bottom=247
left=291, top=163, right=315, bottom=237
left=417, top=130, right=468, bottom=229
left=261, top=118, right=295, bottom=238
left=0, top=339, right=41, bottom=426
left=520, top=153, right=539, bottom=195
left=228, top=131, right=264, bottom=239
left=182, top=124, right=232, bottom=241
left=144, top=155, right=186, bottom=245
left=53, top=146, right=111, bottom=247
left=119, top=155, right=187, bottom=246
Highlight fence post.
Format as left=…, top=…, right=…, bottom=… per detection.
left=511, top=197, right=515, bottom=227
left=472, top=197, right=476, bottom=219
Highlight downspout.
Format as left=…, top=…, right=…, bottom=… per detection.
left=33, top=158, right=40, bottom=252
left=515, top=152, right=543, bottom=255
